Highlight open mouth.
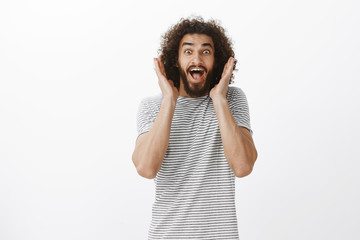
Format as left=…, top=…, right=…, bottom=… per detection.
left=189, top=68, right=205, bottom=81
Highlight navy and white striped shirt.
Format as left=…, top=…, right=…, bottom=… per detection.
left=137, top=86, right=252, bottom=240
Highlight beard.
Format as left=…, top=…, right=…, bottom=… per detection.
left=179, top=66, right=215, bottom=98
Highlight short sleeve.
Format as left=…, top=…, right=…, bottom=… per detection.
left=228, top=87, right=253, bottom=136
left=136, top=98, right=157, bottom=138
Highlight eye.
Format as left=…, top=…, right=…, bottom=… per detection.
left=203, top=49, right=211, bottom=54
left=185, top=49, right=192, bottom=54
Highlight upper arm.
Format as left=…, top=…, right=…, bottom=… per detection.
left=239, top=126, right=254, bottom=145
left=135, top=131, right=149, bottom=149
left=132, top=132, right=149, bottom=171
left=228, top=87, right=253, bottom=136
left=136, top=97, right=160, bottom=139
left=239, top=126, right=257, bottom=161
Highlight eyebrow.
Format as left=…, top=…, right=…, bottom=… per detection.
left=182, top=42, right=214, bottom=49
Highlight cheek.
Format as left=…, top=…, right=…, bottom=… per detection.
left=179, top=61, right=188, bottom=71
left=207, top=59, right=215, bottom=71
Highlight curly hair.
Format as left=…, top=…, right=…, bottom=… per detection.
left=159, top=16, right=236, bottom=90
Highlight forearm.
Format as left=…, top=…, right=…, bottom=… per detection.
left=132, top=98, right=176, bottom=179
left=212, top=97, right=257, bottom=178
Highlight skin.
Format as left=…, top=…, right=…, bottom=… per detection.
left=177, top=34, right=215, bottom=97
left=132, top=33, right=257, bottom=179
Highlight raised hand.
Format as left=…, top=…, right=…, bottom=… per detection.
left=154, top=56, right=179, bottom=103
left=210, top=57, right=235, bottom=101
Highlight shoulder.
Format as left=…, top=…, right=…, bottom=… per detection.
left=137, top=93, right=163, bottom=117
left=226, top=86, right=247, bottom=102
left=139, top=93, right=163, bottom=107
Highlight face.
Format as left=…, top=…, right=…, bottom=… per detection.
left=177, top=33, right=215, bottom=97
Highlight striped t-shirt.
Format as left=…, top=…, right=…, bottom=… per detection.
left=136, top=86, right=252, bottom=240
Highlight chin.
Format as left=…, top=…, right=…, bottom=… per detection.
left=184, top=80, right=210, bottom=97
left=179, top=68, right=214, bottom=97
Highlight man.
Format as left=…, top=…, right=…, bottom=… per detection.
left=132, top=17, right=257, bottom=239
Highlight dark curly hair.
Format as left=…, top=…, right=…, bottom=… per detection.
left=159, top=16, right=237, bottom=90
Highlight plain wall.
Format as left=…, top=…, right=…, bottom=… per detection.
left=1, top=0, right=359, bottom=239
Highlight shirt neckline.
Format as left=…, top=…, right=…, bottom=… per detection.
left=177, top=94, right=210, bottom=101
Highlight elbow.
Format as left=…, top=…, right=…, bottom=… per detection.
left=135, top=164, right=157, bottom=179
left=234, top=165, right=253, bottom=178
left=132, top=153, right=158, bottom=179
left=233, top=154, right=257, bottom=178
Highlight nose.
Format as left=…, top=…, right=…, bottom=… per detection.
left=191, top=52, right=203, bottom=66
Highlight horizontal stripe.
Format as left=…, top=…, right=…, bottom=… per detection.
left=137, top=87, right=252, bottom=239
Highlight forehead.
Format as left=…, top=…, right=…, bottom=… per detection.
left=179, top=33, right=214, bottom=48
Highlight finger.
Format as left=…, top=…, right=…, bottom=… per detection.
left=158, top=56, right=166, bottom=76
left=227, top=58, right=235, bottom=75
left=168, top=79, right=175, bottom=87
left=221, top=57, right=234, bottom=82
left=154, top=58, right=163, bottom=79
left=226, top=57, right=235, bottom=73
left=221, top=61, right=229, bottom=78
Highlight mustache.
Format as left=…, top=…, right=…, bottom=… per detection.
left=186, top=65, right=207, bottom=73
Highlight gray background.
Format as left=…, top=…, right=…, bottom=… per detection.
left=1, top=0, right=359, bottom=239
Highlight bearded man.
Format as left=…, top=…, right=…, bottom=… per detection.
left=132, top=16, right=258, bottom=239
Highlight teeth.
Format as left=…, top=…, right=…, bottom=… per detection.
left=190, top=68, right=203, bottom=72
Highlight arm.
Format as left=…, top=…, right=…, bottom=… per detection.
left=212, top=97, right=257, bottom=177
left=210, top=57, right=258, bottom=178
left=132, top=57, right=179, bottom=179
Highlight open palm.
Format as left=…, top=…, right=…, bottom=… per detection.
left=154, top=56, right=179, bottom=102
left=210, top=57, right=235, bottom=100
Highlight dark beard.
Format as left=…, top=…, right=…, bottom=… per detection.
left=179, top=67, right=215, bottom=97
